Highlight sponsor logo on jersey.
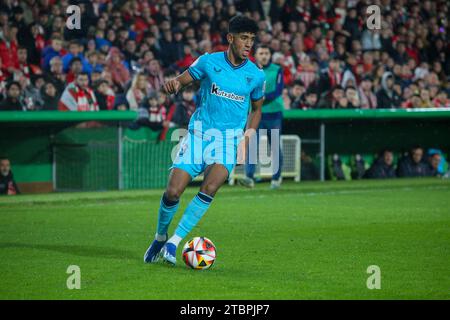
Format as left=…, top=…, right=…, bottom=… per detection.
left=210, top=83, right=245, bottom=102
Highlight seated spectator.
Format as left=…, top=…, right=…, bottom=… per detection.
left=65, top=57, right=84, bottom=84
left=358, top=76, right=377, bottom=109
left=93, top=80, right=115, bottom=111
left=397, top=146, right=429, bottom=177
left=126, top=72, right=149, bottom=111
left=0, top=24, right=19, bottom=78
left=85, top=51, right=103, bottom=76
left=146, top=59, right=164, bottom=92
left=175, top=45, right=196, bottom=70
left=318, top=85, right=347, bottom=109
left=132, top=91, right=168, bottom=131
left=288, top=80, right=305, bottom=109
left=345, top=86, right=360, bottom=108
left=18, top=74, right=43, bottom=110
left=432, top=90, right=450, bottom=108
left=172, top=87, right=196, bottom=128
left=58, top=72, right=98, bottom=111
left=104, top=47, right=130, bottom=92
left=365, top=149, right=396, bottom=179
left=17, top=46, right=42, bottom=81
left=377, top=72, right=402, bottom=109
left=0, top=81, right=24, bottom=111
left=41, top=35, right=65, bottom=71
left=39, top=82, right=60, bottom=111
left=318, top=57, right=343, bottom=94
left=426, top=152, right=442, bottom=177
left=296, top=87, right=318, bottom=110
left=0, top=157, right=20, bottom=195
left=61, top=40, right=89, bottom=73
left=45, top=56, right=66, bottom=95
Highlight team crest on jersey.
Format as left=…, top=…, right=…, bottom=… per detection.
left=246, top=77, right=253, bottom=84
left=211, top=83, right=245, bottom=102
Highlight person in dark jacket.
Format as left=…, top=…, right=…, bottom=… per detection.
left=376, top=72, right=402, bottom=109
left=397, top=147, right=429, bottom=177
left=39, top=82, right=60, bottom=110
left=425, top=152, right=442, bottom=177
left=365, top=149, right=396, bottom=179
left=172, top=87, right=196, bottom=128
left=0, top=157, right=20, bottom=195
left=0, top=81, right=25, bottom=111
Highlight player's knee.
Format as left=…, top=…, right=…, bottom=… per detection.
left=165, top=186, right=183, bottom=201
left=199, top=183, right=219, bottom=197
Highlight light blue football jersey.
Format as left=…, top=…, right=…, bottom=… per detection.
left=187, top=51, right=266, bottom=137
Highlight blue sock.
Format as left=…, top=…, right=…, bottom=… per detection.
left=156, top=193, right=180, bottom=236
left=174, top=192, right=213, bottom=239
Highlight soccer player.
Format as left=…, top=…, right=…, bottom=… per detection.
left=240, top=45, right=284, bottom=189
left=144, top=16, right=265, bottom=265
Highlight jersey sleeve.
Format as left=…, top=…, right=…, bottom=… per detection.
left=250, top=72, right=266, bottom=101
left=188, top=53, right=209, bottom=80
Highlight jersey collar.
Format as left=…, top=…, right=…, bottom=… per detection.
left=224, top=51, right=248, bottom=69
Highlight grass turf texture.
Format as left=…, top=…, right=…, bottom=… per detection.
left=0, top=178, right=449, bottom=300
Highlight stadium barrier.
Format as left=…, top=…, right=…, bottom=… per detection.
left=1, top=109, right=449, bottom=192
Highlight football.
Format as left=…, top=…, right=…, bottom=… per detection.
left=182, top=237, right=216, bottom=270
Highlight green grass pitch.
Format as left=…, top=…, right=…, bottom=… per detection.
left=0, top=178, right=449, bottom=300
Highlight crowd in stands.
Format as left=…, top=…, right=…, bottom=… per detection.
left=0, top=0, right=448, bottom=128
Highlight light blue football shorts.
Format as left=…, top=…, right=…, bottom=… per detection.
left=171, top=130, right=240, bottom=179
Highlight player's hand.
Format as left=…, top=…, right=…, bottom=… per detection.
left=237, top=138, right=247, bottom=165
left=163, top=79, right=181, bottom=95
left=236, top=131, right=256, bottom=165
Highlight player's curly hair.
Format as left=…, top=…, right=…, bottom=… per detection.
left=228, top=15, right=258, bottom=35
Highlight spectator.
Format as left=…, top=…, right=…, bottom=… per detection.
left=0, top=157, right=20, bottom=195
left=40, top=81, right=60, bottom=111
left=85, top=51, right=103, bottom=76
left=297, top=87, right=318, bottom=110
left=93, top=79, right=115, bottom=111
left=288, top=80, right=305, bottom=109
left=0, top=81, right=24, bottom=111
left=104, top=47, right=130, bottom=91
left=41, top=35, right=64, bottom=71
left=58, top=72, right=98, bottom=111
left=358, top=76, right=377, bottom=109
left=0, top=24, right=19, bottom=77
left=345, top=86, right=360, bottom=108
left=45, top=56, right=65, bottom=95
left=126, top=72, right=149, bottom=111
left=172, top=87, right=196, bottom=128
left=426, top=152, right=442, bottom=177
left=18, top=74, right=43, bottom=110
left=133, top=91, right=168, bottom=131
left=397, top=147, right=429, bottom=177
left=65, top=57, right=84, bottom=84
left=61, top=40, right=89, bottom=73
left=146, top=59, right=164, bottom=92
left=17, top=46, right=41, bottom=81
left=318, top=57, right=343, bottom=94
left=377, top=72, right=402, bottom=109
left=365, top=150, right=397, bottom=179
left=318, top=85, right=347, bottom=109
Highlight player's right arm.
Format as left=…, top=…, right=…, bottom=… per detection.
left=163, top=53, right=209, bottom=95
left=163, top=71, right=194, bottom=95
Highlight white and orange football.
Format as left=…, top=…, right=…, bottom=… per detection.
left=182, top=237, right=216, bottom=270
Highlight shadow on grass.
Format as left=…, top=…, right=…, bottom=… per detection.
left=0, top=242, right=137, bottom=260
